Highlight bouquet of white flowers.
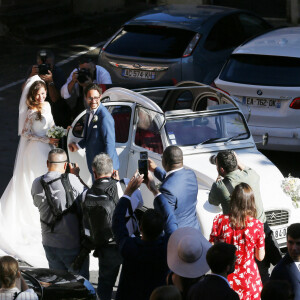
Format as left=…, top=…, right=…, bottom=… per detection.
left=281, top=175, right=300, bottom=208
left=47, top=126, right=67, bottom=139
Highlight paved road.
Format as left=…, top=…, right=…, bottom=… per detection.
left=0, top=13, right=299, bottom=294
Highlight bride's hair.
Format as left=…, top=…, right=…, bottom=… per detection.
left=26, top=80, right=47, bottom=120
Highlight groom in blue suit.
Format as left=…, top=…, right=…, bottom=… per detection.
left=149, top=145, right=200, bottom=229
left=270, top=223, right=300, bottom=299
left=68, top=84, right=119, bottom=177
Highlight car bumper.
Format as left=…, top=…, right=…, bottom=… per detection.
left=250, top=125, right=300, bottom=151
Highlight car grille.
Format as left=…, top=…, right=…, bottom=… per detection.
left=265, top=210, right=289, bottom=226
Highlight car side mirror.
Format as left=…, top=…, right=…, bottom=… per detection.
left=255, top=133, right=268, bottom=146
left=262, top=133, right=269, bottom=146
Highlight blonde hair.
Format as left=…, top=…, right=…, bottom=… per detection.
left=0, top=256, right=19, bottom=288
left=26, top=80, right=47, bottom=120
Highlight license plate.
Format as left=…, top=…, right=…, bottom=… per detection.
left=122, top=69, right=156, bottom=80
left=244, top=97, right=281, bottom=108
left=273, top=227, right=287, bottom=240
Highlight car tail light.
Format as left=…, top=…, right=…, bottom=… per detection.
left=210, top=81, right=230, bottom=95
left=290, top=97, right=300, bottom=109
left=182, top=33, right=201, bottom=57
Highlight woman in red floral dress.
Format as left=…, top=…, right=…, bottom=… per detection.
left=209, top=183, right=265, bottom=300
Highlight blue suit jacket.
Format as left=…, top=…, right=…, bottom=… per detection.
left=270, top=253, right=300, bottom=299
left=78, top=104, right=119, bottom=174
left=154, top=167, right=200, bottom=229
left=187, top=275, right=239, bottom=300
left=112, top=195, right=177, bottom=300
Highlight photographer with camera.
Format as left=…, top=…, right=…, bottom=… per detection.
left=208, top=150, right=282, bottom=284
left=24, top=49, right=71, bottom=128
left=61, top=55, right=112, bottom=120
left=73, top=153, right=142, bottom=300
left=31, top=148, right=89, bottom=279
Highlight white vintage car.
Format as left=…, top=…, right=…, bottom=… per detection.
left=67, top=82, right=299, bottom=249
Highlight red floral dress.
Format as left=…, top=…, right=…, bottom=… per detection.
left=209, top=215, right=265, bottom=300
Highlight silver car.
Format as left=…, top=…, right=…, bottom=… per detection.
left=98, top=4, right=272, bottom=87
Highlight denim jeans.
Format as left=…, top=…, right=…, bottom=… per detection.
left=96, top=244, right=122, bottom=300
left=43, top=245, right=90, bottom=280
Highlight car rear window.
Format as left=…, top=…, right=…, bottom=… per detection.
left=220, top=54, right=300, bottom=86
left=105, top=25, right=196, bottom=59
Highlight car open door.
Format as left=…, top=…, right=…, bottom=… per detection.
left=126, top=105, right=166, bottom=208
left=67, top=102, right=135, bottom=186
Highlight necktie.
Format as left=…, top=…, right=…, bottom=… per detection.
left=88, top=111, right=94, bottom=126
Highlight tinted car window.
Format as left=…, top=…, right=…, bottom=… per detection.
left=237, top=13, right=272, bottom=39
left=107, top=105, right=132, bottom=143
left=105, top=25, right=195, bottom=59
left=220, top=54, right=300, bottom=86
left=204, top=15, right=243, bottom=51
left=135, top=106, right=163, bottom=154
left=72, top=114, right=86, bottom=138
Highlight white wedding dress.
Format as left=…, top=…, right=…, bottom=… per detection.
left=0, top=76, right=53, bottom=267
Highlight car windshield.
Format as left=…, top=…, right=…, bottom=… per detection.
left=165, top=112, right=249, bottom=146
left=220, top=54, right=300, bottom=86
left=105, top=25, right=196, bottom=58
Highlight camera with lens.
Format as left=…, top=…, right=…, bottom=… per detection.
left=77, top=68, right=90, bottom=84
left=38, top=50, right=51, bottom=75
left=209, top=154, right=217, bottom=165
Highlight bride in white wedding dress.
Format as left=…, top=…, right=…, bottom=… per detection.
left=0, top=76, right=59, bottom=267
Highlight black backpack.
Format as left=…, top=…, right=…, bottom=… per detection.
left=40, top=173, right=75, bottom=232
left=81, top=178, right=119, bottom=248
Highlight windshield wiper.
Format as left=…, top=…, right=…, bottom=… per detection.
left=224, top=132, right=248, bottom=143
left=196, top=137, right=224, bottom=146
left=195, top=132, right=248, bottom=147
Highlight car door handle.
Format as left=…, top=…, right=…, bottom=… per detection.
left=129, top=149, right=135, bottom=154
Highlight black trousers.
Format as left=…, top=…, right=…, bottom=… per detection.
left=256, top=222, right=282, bottom=285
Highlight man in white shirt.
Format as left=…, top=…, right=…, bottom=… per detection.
left=61, top=55, right=112, bottom=119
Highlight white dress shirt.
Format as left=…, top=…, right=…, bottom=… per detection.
left=60, top=65, right=112, bottom=99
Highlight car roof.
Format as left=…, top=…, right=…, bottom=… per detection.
left=125, top=4, right=246, bottom=32
left=102, top=85, right=240, bottom=112
left=233, top=27, right=300, bottom=58
left=102, top=87, right=164, bottom=113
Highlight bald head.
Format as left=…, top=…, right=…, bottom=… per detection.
left=162, top=145, right=183, bottom=171
left=47, top=148, right=67, bottom=172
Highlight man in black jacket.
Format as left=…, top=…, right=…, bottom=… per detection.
left=76, top=153, right=122, bottom=300
left=187, top=243, right=239, bottom=300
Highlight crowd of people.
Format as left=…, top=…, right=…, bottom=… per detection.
left=0, top=49, right=298, bottom=300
